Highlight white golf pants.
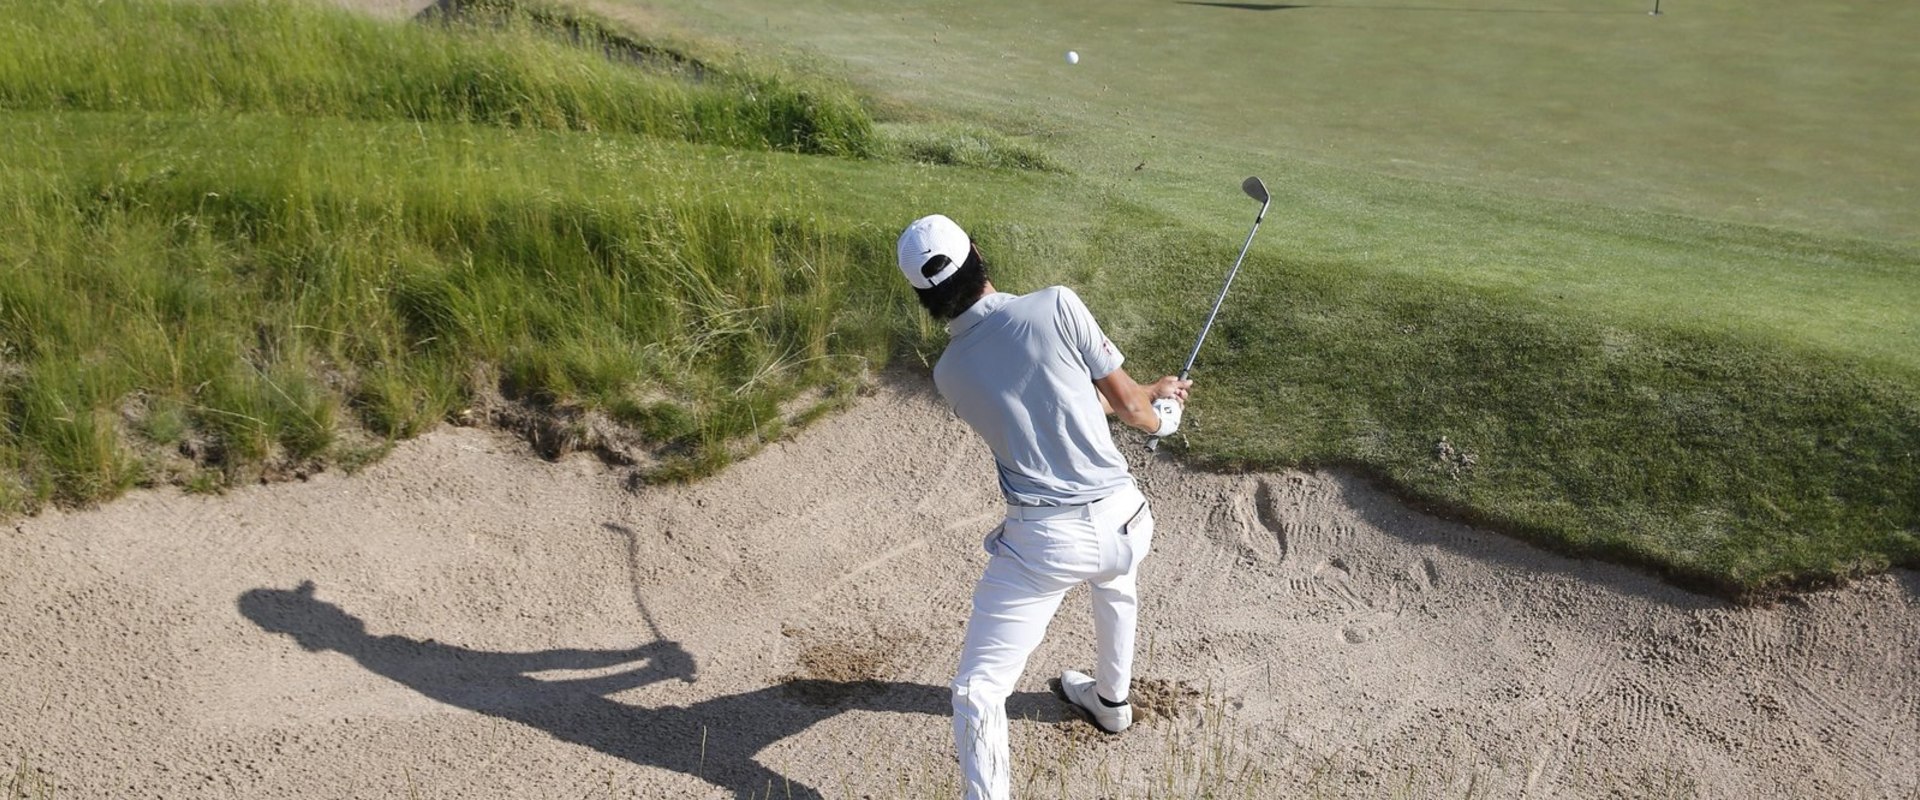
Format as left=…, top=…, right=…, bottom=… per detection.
left=952, top=484, right=1154, bottom=800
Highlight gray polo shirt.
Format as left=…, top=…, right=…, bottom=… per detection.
left=933, top=287, right=1134, bottom=506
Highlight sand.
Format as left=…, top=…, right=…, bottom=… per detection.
left=2, top=376, right=1915, bottom=798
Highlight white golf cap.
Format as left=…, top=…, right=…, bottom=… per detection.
left=896, top=214, right=971, bottom=289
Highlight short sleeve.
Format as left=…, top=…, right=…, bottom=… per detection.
left=1054, top=287, right=1125, bottom=379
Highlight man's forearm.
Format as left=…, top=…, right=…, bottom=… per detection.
left=1095, top=369, right=1162, bottom=433
left=1116, top=385, right=1160, bottom=433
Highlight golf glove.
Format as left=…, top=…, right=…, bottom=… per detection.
left=1151, top=397, right=1183, bottom=436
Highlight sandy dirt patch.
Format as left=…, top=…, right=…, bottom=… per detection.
left=2, top=377, right=1915, bottom=798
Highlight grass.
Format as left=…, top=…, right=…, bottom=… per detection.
left=0, top=110, right=902, bottom=495
left=0, top=0, right=875, bottom=156
left=1119, top=226, right=1920, bottom=594
left=6, top=757, right=55, bottom=800
left=664, top=0, right=1920, bottom=244
left=0, top=0, right=915, bottom=502
left=878, top=122, right=1063, bottom=172
left=0, top=0, right=1915, bottom=599
left=636, top=0, right=1920, bottom=599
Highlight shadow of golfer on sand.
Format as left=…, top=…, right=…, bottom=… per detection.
left=239, top=582, right=1056, bottom=797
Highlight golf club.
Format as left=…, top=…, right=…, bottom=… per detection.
left=1147, top=175, right=1270, bottom=452
left=603, top=521, right=667, bottom=642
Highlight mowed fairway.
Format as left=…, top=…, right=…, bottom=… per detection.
left=657, top=0, right=1920, bottom=242
left=646, top=0, right=1920, bottom=362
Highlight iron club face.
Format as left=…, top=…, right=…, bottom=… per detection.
left=1242, top=175, right=1269, bottom=205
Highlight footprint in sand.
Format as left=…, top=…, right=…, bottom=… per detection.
left=1311, top=556, right=1410, bottom=644
left=1313, top=556, right=1353, bottom=585
left=1341, top=610, right=1400, bottom=644
left=1206, top=477, right=1292, bottom=567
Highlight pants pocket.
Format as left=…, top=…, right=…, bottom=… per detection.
left=982, top=521, right=1007, bottom=556
left=1119, top=502, right=1152, bottom=570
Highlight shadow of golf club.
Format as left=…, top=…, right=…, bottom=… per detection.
left=237, top=580, right=1061, bottom=796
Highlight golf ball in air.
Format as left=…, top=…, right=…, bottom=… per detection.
left=1066, top=50, right=1079, bottom=65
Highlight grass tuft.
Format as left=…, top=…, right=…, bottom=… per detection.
left=6, top=756, right=56, bottom=800
left=881, top=123, right=1062, bottom=172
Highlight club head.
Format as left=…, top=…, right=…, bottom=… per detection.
left=1241, top=176, right=1269, bottom=204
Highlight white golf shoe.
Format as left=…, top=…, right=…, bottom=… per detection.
left=1059, top=669, right=1132, bottom=734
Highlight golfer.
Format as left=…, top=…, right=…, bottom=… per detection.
left=897, top=214, right=1190, bottom=800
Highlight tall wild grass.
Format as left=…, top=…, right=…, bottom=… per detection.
left=0, top=0, right=902, bottom=512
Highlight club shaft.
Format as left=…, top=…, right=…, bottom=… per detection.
left=1178, top=202, right=1268, bottom=381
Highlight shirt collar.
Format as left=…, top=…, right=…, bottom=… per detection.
left=947, top=292, right=1015, bottom=338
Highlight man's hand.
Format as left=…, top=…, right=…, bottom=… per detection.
left=1095, top=370, right=1194, bottom=435
left=1148, top=376, right=1191, bottom=435
left=1148, top=375, right=1192, bottom=406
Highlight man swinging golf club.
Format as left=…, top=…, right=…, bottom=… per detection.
left=898, top=214, right=1190, bottom=800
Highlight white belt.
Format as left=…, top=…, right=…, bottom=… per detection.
left=1004, top=486, right=1142, bottom=521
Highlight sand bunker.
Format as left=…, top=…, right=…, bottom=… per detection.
left=2, top=377, right=1915, bottom=798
